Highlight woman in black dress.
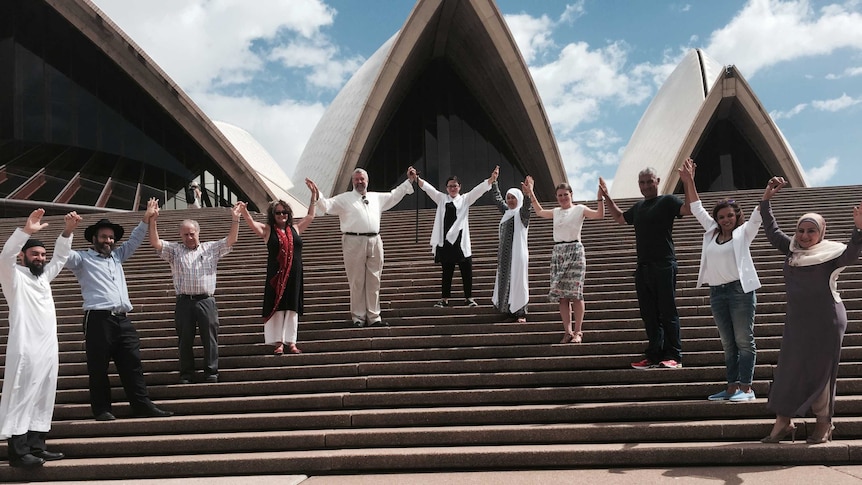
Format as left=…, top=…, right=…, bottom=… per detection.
left=239, top=179, right=317, bottom=355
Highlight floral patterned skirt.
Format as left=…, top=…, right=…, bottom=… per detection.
left=549, top=241, right=585, bottom=302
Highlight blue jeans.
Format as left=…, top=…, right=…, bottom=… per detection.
left=709, top=280, right=756, bottom=386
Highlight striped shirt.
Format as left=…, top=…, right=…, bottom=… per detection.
left=158, top=238, right=231, bottom=296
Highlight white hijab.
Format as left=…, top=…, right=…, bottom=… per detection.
left=493, top=188, right=529, bottom=312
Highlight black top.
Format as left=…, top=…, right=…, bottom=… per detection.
left=623, top=194, right=683, bottom=263
left=263, top=225, right=304, bottom=317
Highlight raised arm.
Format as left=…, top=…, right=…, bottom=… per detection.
left=1, top=209, right=48, bottom=269
left=296, top=178, right=318, bottom=235
left=602, top=183, right=626, bottom=224
left=679, top=158, right=699, bottom=206
left=674, top=157, right=695, bottom=217
left=239, top=201, right=268, bottom=239
left=62, top=211, right=82, bottom=238
left=227, top=203, right=241, bottom=247
left=147, top=199, right=163, bottom=250
left=584, top=178, right=606, bottom=220
left=523, top=175, right=552, bottom=219
left=760, top=177, right=791, bottom=253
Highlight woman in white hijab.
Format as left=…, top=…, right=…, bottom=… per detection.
left=416, top=166, right=498, bottom=308
left=759, top=176, right=862, bottom=445
left=491, top=176, right=532, bottom=322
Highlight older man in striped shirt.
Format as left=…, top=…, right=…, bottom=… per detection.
left=149, top=203, right=241, bottom=384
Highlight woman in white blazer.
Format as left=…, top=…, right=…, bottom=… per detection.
left=680, top=158, right=761, bottom=402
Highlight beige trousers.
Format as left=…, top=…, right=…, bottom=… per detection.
left=342, top=234, right=384, bottom=323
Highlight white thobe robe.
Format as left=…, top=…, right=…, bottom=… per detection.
left=0, top=228, right=72, bottom=439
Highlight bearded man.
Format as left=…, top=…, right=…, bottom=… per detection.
left=64, top=198, right=173, bottom=421
left=0, top=209, right=80, bottom=468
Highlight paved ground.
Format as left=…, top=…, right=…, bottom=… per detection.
left=22, top=465, right=862, bottom=484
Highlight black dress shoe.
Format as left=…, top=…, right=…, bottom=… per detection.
left=353, top=320, right=365, bottom=328
left=10, top=453, right=45, bottom=468
left=94, top=411, right=116, bottom=421
left=132, top=406, right=174, bottom=418
left=32, top=450, right=65, bottom=461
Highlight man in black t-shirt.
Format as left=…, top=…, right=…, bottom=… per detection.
left=603, top=166, right=691, bottom=369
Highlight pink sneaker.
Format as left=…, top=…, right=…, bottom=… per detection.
left=659, top=359, right=682, bottom=369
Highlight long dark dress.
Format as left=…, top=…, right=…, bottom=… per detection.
left=492, top=183, right=531, bottom=316
left=761, top=201, right=862, bottom=418
left=262, top=225, right=304, bottom=317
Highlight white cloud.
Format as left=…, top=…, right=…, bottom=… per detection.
left=560, top=1, right=587, bottom=24
left=91, top=0, right=343, bottom=91
left=804, top=156, right=839, bottom=185
left=811, top=93, right=862, bottom=111
left=504, top=13, right=556, bottom=64
left=194, top=92, right=326, bottom=177
left=270, top=41, right=364, bottom=90
left=825, top=66, right=862, bottom=79
left=531, top=41, right=654, bottom=135
left=705, top=0, right=862, bottom=76
left=771, top=102, right=808, bottom=119
left=89, top=0, right=359, bottom=178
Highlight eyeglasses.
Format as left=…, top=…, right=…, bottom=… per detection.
left=274, top=211, right=289, bottom=216
left=446, top=185, right=459, bottom=189
left=362, top=195, right=369, bottom=205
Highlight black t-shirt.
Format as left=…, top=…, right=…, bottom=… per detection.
left=623, top=194, right=683, bottom=263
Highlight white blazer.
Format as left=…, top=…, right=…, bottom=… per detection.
left=692, top=200, right=762, bottom=293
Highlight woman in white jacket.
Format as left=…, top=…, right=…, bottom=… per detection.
left=680, top=158, right=761, bottom=402
left=417, top=166, right=498, bottom=308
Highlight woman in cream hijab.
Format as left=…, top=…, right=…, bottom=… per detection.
left=759, top=176, right=862, bottom=444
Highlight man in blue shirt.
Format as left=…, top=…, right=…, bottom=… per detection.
left=65, top=198, right=173, bottom=421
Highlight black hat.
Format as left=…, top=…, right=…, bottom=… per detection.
left=21, top=238, right=45, bottom=252
left=84, top=219, right=125, bottom=242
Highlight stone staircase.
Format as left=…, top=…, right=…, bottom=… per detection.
left=2, top=184, right=862, bottom=481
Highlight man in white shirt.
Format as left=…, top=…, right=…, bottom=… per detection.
left=0, top=209, right=80, bottom=468
left=312, top=168, right=416, bottom=327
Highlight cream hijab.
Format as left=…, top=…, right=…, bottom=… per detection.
left=788, top=212, right=848, bottom=303
left=788, top=213, right=845, bottom=267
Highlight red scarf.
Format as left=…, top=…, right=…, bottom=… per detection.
left=265, top=225, right=294, bottom=321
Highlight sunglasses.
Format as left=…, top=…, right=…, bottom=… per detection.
left=274, top=210, right=289, bottom=216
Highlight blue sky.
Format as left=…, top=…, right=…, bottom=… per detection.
left=91, top=0, right=862, bottom=200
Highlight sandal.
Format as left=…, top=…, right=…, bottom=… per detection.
left=560, top=333, right=574, bottom=344
left=273, top=343, right=284, bottom=355
left=516, top=317, right=527, bottom=323
left=288, top=344, right=302, bottom=354
left=573, top=331, right=583, bottom=344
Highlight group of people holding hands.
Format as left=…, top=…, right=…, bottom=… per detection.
left=2, top=159, right=861, bottom=467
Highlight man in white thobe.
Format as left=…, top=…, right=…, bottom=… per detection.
left=0, top=209, right=81, bottom=468
left=312, top=168, right=416, bottom=327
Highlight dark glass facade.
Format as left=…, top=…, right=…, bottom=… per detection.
left=364, top=60, right=524, bottom=210
left=678, top=118, right=772, bottom=194
left=0, top=1, right=248, bottom=216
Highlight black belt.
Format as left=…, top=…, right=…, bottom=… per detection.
left=178, top=294, right=211, bottom=301
left=86, top=309, right=126, bottom=318
left=344, top=232, right=378, bottom=237
left=555, top=240, right=580, bottom=245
